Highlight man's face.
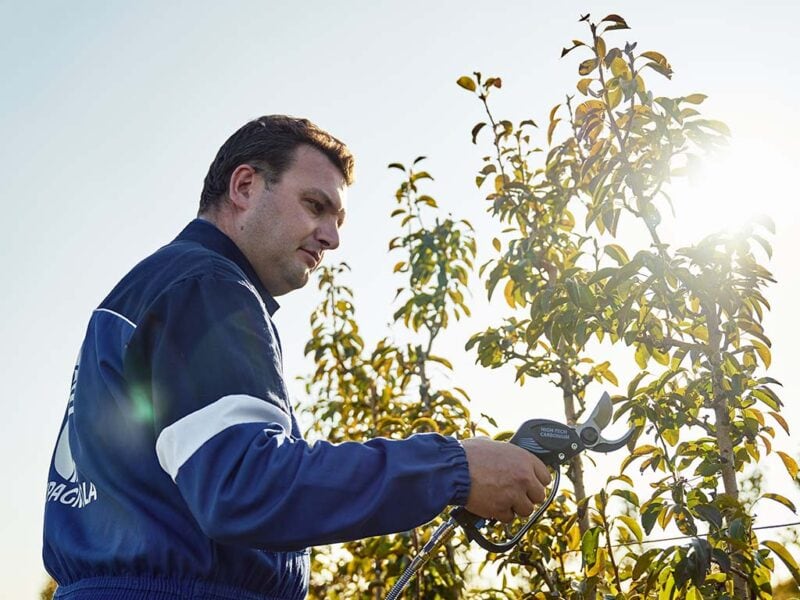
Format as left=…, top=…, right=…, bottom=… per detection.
left=236, top=145, right=347, bottom=296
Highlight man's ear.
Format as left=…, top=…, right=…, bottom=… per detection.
left=228, top=165, right=260, bottom=212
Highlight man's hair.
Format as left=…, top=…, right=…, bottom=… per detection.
left=199, top=115, right=355, bottom=214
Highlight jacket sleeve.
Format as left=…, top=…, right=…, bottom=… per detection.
left=132, top=275, right=471, bottom=551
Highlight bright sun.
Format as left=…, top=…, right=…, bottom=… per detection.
left=666, top=137, right=796, bottom=245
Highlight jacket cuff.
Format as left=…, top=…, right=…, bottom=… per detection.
left=441, top=436, right=471, bottom=506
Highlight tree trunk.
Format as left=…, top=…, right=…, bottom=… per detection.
left=561, top=367, right=589, bottom=536
left=703, top=301, right=747, bottom=598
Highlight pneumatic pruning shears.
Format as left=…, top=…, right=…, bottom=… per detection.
left=385, top=392, right=636, bottom=600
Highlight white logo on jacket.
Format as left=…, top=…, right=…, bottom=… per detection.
left=47, top=353, right=98, bottom=508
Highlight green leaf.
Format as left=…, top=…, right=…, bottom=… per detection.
left=632, top=548, right=660, bottom=579
left=641, top=502, right=662, bottom=535
left=388, top=162, right=405, bottom=171
left=752, top=387, right=782, bottom=411
left=618, top=514, right=643, bottom=542
left=456, top=76, right=476, bottom=92
left=581, top=526, right=602, bottom=566
left=611, top=489, right=640, bottom=507
left=604, top=243, right=629, bottom=266
left=729, top=518, right=746, bottom=541
left=693, top=504, right=722, bottom=529
left=763, top=540, right=800, bottom=585
left=627, top=371, right=649, bottom=397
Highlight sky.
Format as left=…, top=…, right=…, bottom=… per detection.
left=1, top=1, right=799, bottom=596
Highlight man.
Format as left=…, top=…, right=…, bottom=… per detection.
left=43, top=115, right=551, bottom=599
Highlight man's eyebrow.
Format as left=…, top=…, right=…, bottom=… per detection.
left=302, top=188, right=347, bottom=223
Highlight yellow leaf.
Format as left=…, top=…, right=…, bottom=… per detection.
left=596, top=37, right=607, bottom=61
left=752, top=340, right=772, bottom=368
left=635, top=344, right=649, bottom=369
left=504, top=279, right=516, bottom=309
left=617, top=515, right=643, bottom=542
left=602, top=368, right=619, bottom=386
left=761, top=492, right=797, bottom=513
left=631, top=444, right=658, bottom=458
left=769, top=411, right=790, bottom=435
left=494, top=174, right=506, bottom=193
left=661, top=428, right=679, bottom=447
left=579, top=58, right=598, bottom=76
left=651, top=348, right=669, bottom=365
left=577, top=77, right=593, bottom=95
left=744, top=408, right=765, bottom=426
left=777, top=451, right=799, bottom=479
left=456, top=76, right=476, bottom=92
left=607, top=86, right=622, bottom=109
left=684, top=93, right=707, bottom=104
left=492, top=238, right=501, bottom=252
left=763, top=540, right=800, bottom=585
left=548, top=118, right=561, bottom=145
left=586, top=547, right=606, bottom=577
left=610, top=56, right=629, bottom=79
left=690, top=325, right=708, bottom=342
left=640, top=50, right=668, bottom=65
left=686, top=587, right=702, bottom=600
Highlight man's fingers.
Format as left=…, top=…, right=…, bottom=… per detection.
left=461, top=437, right=557, bottom=522
left=533, top=458, right=552, bottom=486
left=526, top=481, right=546, bottom=504
left=512, top=498, right=535, bottom=519
left=497, top=509, right=515, bottom=524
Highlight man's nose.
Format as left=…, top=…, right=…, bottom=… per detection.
left=317, top=219, right=340, bottom=250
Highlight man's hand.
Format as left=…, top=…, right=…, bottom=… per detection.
left=461, top=437, right=552, bottom=523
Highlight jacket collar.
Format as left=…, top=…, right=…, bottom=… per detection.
left=176, top=219, right=280, bottom=316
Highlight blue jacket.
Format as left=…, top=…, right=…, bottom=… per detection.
left=43, top=219, right=471, bottom=599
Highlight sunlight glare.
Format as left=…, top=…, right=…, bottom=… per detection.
left=668, top=139, right=794, bottom=243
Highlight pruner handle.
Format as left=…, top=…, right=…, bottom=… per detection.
left=449, top=469, right=561, bottom=554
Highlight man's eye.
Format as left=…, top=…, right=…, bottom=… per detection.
left=306, top=199, right=324, bottom=214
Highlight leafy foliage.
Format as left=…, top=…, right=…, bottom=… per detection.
left=304, top=161, right=482, bottom=599
left=303, top=12, right=796, bottom=600
left=455, top=12, right=793, bottom=599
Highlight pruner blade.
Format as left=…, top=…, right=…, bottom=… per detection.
left=575, top=391, right=636, bottom=452
left=583, top=391, right=613, bottom=430
left=593, top=428, right=637, bottom=453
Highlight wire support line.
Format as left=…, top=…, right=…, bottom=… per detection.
left=447, top=520, right=800, bottom=567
